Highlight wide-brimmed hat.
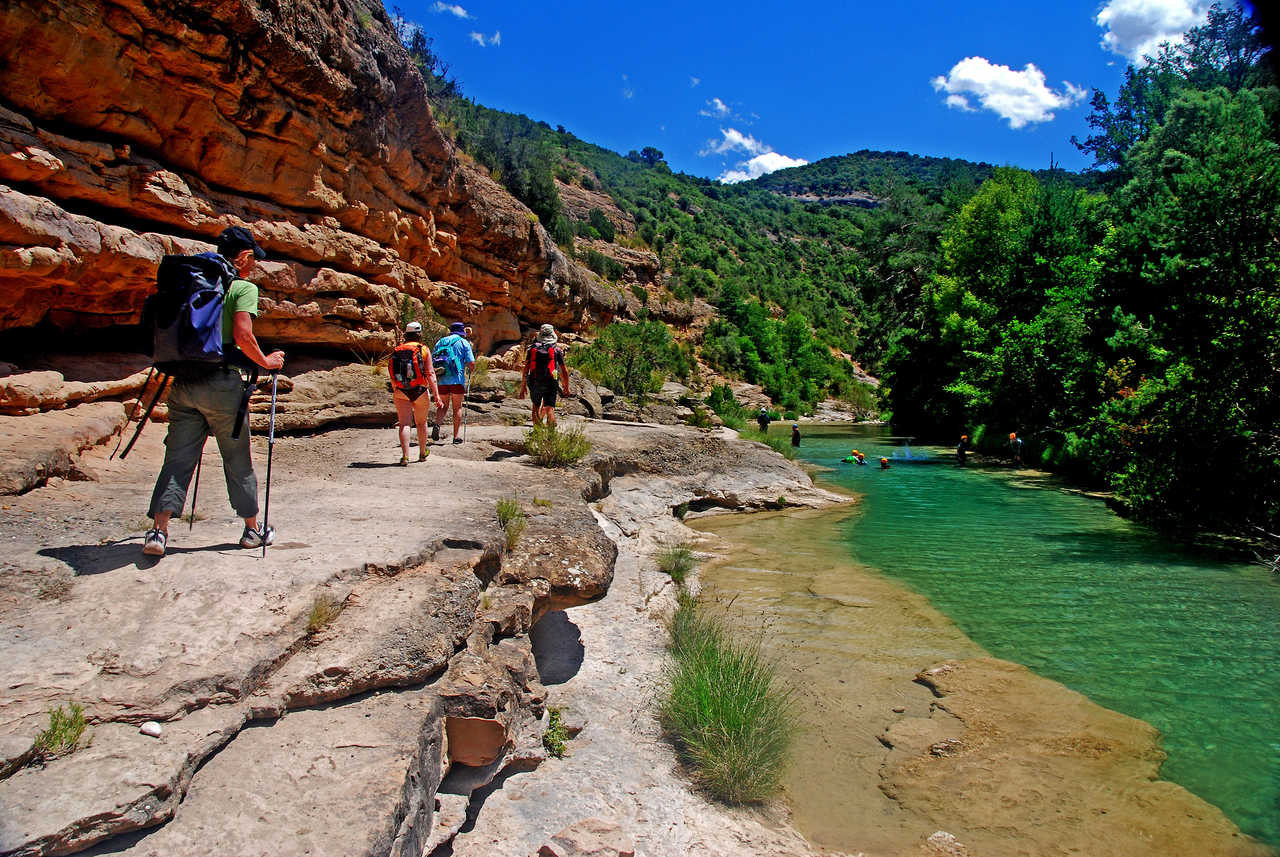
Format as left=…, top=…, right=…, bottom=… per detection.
left=216, top=225, right=266, bottom=260
left=536, top=324, right=558, bottom=344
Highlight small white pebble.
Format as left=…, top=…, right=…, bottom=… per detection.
left=140, top=721, right=163, bottom=738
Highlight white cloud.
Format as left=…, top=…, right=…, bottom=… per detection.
left=699, top=97, right=732, bottom=119
left=433, top=2, right=471, bottom=18
left=1096, top=0, right=1210, bottom=61
left=469, top=30, right=501, bottom=47
left=621, top=73, right=634, bottom=99
left=720, top=152, right=809, bottom=183
left=701, top=127, right=769, bottom=157
left=698, top=128, right=806, bottom=182
left=690, top=76, right=701, bottom=88
left=931, top=57, right=1087, bottom=129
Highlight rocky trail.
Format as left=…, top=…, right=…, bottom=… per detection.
left=0, top=380, right=851, bottom=857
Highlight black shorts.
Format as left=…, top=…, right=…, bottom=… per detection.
left=530, top=382, right=559, bottom=409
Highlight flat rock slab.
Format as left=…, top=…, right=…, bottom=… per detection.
left=0, top=704, right=245, bottom=856
left=0, top=400, right=124, bottom=494
left=258, top=564, right=481, bottom=712
left=98, top=690, right=443, bottom=857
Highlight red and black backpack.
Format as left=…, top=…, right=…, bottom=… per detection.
left=389, top=342, right=428, bottom=390
left=529, top=342, right=560, bottom=383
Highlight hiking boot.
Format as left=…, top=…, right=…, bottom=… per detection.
left=240, top=525, right=275, bottom=549
left=418, top=449, right=429, bottom=461
left=142, top=528, right=167, bottom=557
left=452, top=437, right=463, bottom=444
left=431, top=422, right=440, bottom=441
left=399, top=456, right=409, bottom=466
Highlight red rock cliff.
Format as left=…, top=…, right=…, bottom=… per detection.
left=0, top=0, right=622, bottom=357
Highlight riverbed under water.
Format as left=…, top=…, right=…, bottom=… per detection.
left=695, top=424, right=1280, bottom=849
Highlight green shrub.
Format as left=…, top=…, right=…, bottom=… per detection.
left=684, top=405, right=714, bottom=428
left=34, top=703, right=87, bottom=760
left=497, top=495, right=527, bottom=551
left=656, top=542, right=697, bottom=583
left=572, top=321, right=691, bottom=399
left=705, top=384, right=748, bottom=430
left=542, top=707, right=570, bottom=758
left=469, top=355, right=491, bottom=390
left=525, top=424, right=591, bottom=466
left=660, top=592, right=793, bottom=804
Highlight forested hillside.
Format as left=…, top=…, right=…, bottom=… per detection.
left=401, top=4, right=1279, bottom=541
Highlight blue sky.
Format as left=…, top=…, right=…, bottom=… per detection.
left=394, top=0, right=1229, bottom=180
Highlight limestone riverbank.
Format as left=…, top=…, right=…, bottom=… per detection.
left=0, top=411, right=852, bottom=857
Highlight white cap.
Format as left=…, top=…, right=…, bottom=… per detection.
left=405, top=321, right=422, bottom=333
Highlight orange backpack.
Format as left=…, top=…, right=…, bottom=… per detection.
left=389, top=343, right=428, bottom=391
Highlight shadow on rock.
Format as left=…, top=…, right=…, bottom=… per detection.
left=347, top=461, right=412, bottom=469
left=39, top=541, right=241, bottom=575
left=530, top=610, right=585, bottom=686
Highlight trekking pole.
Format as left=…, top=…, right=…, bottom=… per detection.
left=189, top=448, right=204, bottom=530
left=118, top=373, right=172, bottom=460
left=462, top=369, right=470, bottom=442
left=261, top=371, right=279, bottom=558
left=111, top=367, right=155, bottom=459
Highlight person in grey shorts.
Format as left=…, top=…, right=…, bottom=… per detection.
left=143, top=227, right=286, bottom=558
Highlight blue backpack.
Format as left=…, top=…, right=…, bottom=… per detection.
left=432, top=334, right=466, bottom=381
left=146, top=252, right=236, bottom=374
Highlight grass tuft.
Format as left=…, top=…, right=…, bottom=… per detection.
left=740, top=428, right=796, bottom=460
left=542, top=707, right=570, bottom=758
left=34, top=703, right=88, bottom=760
left=306, top=593, right=344, bottom=635
left=497, top=495, right=527, bottom=551
left=656, top=542, right=697, bottom=583
left=660, top=591, right=794, bottom=804
left=524, top=424, right=591, bottom=467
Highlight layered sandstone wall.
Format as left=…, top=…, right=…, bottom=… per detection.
left=0, top=0, right=624, bottom=359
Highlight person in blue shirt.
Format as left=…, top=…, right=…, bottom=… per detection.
left=432, top=321, right=475, bottom=444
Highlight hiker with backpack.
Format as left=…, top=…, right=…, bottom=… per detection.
left=518, top=324, right=570, bottom=428
left=389, top=321, right=443, bottom=465
left=431, top=321, right=475, bottom=444
left=141, top=226, right=284, bottom=558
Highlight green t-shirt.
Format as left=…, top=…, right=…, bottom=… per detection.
left=222, top=278, right=259, bottom=349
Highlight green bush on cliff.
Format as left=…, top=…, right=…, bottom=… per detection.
left=660, top=591, right=793, bottom=804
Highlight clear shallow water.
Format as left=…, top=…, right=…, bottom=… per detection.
left=798, top=425, right=1280, bottom=845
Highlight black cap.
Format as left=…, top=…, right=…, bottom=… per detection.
left=216, top=226, right=266, bottom=260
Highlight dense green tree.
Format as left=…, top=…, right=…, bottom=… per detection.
left=1073, top=2, right=1271, bottom=170
left=1095, top=86, right=1280, bottom=531
left=571, top=321, right=691, bottom=398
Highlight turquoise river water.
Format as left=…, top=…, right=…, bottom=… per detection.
left=789, top=424, right=1280, bottom=845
